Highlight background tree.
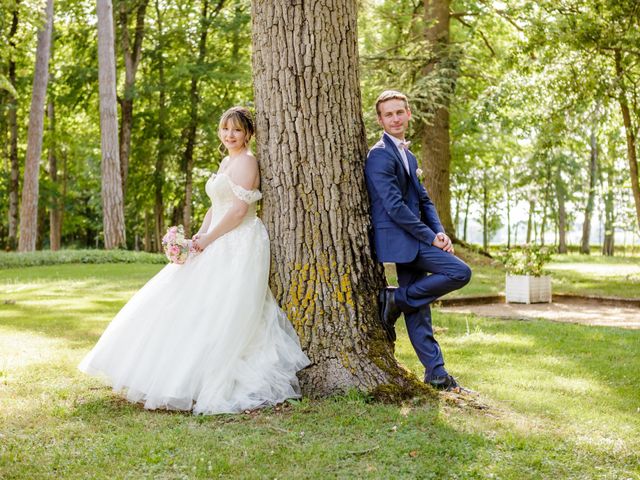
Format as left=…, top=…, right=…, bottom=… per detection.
left=18, top=0, right=54, bottom=252
left=97, top=0, right=126, bottom=248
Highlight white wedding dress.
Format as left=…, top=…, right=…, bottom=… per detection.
left=79, top=172, right=310, bottom=414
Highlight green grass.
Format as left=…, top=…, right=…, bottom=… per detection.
left=1, top=263, right=640, bottom=478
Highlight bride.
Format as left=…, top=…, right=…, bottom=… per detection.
left=79, top=106, right=310, bottom=414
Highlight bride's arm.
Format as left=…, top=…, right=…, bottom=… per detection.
left=193, top=155, right=258, bottom=251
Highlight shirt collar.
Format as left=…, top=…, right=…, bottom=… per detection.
left=383, top=131, right=406, bottom=149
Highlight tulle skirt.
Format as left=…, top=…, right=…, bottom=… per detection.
left=79, top=218, right=310, bottom=414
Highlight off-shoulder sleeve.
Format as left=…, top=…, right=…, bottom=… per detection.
left=228, top=179, right=263, bottom=204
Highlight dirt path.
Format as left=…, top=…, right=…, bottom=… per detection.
left=439, top=302, right=640, bottom=329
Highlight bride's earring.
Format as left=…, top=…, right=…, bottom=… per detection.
left=218, top=142, right=226, bottom=156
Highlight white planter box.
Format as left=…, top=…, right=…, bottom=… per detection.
left=505, top=274, right=552, bottom=304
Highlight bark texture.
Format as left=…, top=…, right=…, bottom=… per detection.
left=18, top=0, right=54, bottom=252
left=252, top=0, right=427, bottom=398
left=420, top=0, right=455, bottom=236
left=97, top=0, right=126, bottom=248
left=7, top=6, right=20, bottom=250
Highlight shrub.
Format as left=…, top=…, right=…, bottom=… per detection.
left=0, top=249, right=166, bottom=269
left=497, top=244, right=553, bottom=276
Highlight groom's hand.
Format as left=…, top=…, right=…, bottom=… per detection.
left=434, top=232, right=454, bottom=254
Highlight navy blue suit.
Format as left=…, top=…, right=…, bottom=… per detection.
left=365, top=133, right=472, bottom=381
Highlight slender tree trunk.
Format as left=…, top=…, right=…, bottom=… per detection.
left=18, top=0, right=54, bottom=252
left=557, top=178, right=567, bottom=254
left=181, top=0, right=224, bottom=236
left=540, top=166, right=550, bottom=247
left=252, top=0, right=426, bottom=398
left=420, top=0, right=455, bottom=237
left=526, top=199, right=535, bottom=244
left=482, top=171, right=488, bottom=250
left=581, top=126, right=598, bottom=254
left=47, top=98, right=62, bottom=250
left=153, top=0, right=166, bottom=252
left=118, top=0, right=149, bottom=197
left=7, top=6, right=20, bottom=251
left=615, top=49, right=640, bottom=233
left=97, top=0, right=126, bottom=248
left=462, top=184, right=471, bottom=242
left=602, top=164, right=615, bottom=256
left=505, top=168, right=511, bottom=248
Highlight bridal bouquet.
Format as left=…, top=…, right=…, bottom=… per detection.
left=162, top=225, right=194, bottom=264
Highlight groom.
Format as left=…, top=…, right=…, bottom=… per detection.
left=364, top=90, right=472, bottom=392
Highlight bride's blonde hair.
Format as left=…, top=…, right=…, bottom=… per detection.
left=218, top=106, right=255, bottom=147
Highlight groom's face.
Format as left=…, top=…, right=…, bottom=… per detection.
left=377, top=99, right=411, bottom=139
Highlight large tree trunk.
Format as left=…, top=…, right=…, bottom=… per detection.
left=153, top=0, right=166, bottom=252
left=419, top=0, right=455, bottom=237
left=7, top=5, right=20, bottom=251
left=615, top=49, right=640, bottom=233
left=581, top=127, right=598, bottom=254
left=97, top=0, right=126, bottom=248
left=252, top=0, right=425, bottom=398
left=118, top=0, right=149, bottom=197
left=18, top=0, right=54, bottom=252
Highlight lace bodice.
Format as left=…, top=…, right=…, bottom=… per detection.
left=205, top=173, right=262, bottom=227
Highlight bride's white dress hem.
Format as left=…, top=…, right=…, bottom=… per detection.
left=79, top=172, right=310, bottom=415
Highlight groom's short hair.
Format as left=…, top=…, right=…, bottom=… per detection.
left=375, top=90, right=409, bottom=115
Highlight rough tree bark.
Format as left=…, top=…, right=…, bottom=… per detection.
left=97, top=0, right=126, bottom=248
left=581, top=127, right=598, bottom=254
left=118, top=0, right=149, bottom=197
left=419, top=0, right=456, bottom=237
left=18, top=0, right=54, bottom=252
left=615, top=49, right=640, bottom=233
left=7, top=5, right=20, bottom=250
left=252, top=0, right=427, bottom=398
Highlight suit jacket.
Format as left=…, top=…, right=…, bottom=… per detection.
left=364, top=133, right=444, bottom=263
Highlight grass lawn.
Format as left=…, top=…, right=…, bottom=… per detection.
left=1, top=262, right=639, bottom=479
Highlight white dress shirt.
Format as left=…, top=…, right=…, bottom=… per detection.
left=384, top=132, right=410, bottom=175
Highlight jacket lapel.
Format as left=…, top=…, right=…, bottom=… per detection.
left=382, top=134, right=410, bottom=179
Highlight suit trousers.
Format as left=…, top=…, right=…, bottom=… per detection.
left=393, top=242, right=472, bottom=381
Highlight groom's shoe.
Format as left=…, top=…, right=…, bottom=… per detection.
left=378, top=287, right=402, bottom=342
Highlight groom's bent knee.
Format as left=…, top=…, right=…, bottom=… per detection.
left=450, top=262, right=472, bottom=287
